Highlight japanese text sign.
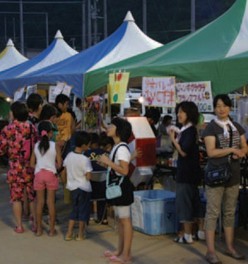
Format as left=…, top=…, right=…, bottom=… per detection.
left=142, top=77, right=176, bottom=107
left=176, top=81, right=213, bottom=112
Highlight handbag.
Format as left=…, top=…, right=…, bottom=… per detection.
left=204, top=125, right=233, bottom=186
left=105, top=169, right=124, bottom=199
left=204, top=162, right=231, bottom=186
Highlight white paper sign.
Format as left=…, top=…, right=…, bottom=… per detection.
left=176, top=81, right=213, bottom=112
left=48, top=82, right=72, bottom=103
left=142, top=77, right=176, bottom=107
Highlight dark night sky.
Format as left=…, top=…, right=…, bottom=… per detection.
left=0, top=0, right=235, bottom=55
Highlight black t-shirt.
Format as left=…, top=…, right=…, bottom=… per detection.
left=176, top=126, right=201, bottom=185
left=202, top=120, right=245, bottom=186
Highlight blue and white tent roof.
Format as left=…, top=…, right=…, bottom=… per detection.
left=0, top=39, right=28, bottom=72
left=0, top=11, right=162, bottom=98
left=0, top=30, right=78, bottom=96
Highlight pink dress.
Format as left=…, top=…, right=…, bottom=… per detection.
left=0, top=120, right=37, bottom=202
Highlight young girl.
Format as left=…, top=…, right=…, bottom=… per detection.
left=30, top=121, right=62, bottom=236
left=99, top=117, right=133, bottom=264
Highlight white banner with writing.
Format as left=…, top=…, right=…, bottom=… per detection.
left=176, top=81, right=213, bottom=112
left=142, top=77, right=176, bottom=107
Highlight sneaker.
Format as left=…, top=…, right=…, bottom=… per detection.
left=197, top=230, right=206, bottom=241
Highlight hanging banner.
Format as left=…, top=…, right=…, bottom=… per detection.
left=142, top=77, right=176, bottom=107
left=109, top=72, right=130, bottom=104
left=176, top=81, right=213, bottom=112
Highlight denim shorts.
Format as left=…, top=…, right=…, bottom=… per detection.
left=70, top=188, right=91, bottom=222
left=176, top=183, right=204, bottom=222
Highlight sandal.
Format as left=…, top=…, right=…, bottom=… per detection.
left=75, top=234, right=85, bottom=241
left=104, top=250, right=114, bottom=258
left=205, top=253, right=222, bottom=264
left=64, top=233, right=73, bottom=241
left=109, top=255, right=132, bottom=264
left=35, top=230, right=43, bottom=237
left=14, top=226, right=24, bottom=233
left=48, top=229, right=57, bottom=237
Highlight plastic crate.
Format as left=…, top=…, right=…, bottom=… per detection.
left=131, top=190, right=176, bottom=235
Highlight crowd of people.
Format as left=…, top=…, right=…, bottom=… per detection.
left=0, top=92, right=247, bottom=264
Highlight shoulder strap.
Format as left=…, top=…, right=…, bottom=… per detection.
left=106, top=143, right=129, bottom=187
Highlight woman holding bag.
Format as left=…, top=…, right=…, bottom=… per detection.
left=99, top=117, right=133, bottom=264
left=202, top=94, right=247, bottom=264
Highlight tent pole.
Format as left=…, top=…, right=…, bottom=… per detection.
left=191, top=0, right=196, bottom=32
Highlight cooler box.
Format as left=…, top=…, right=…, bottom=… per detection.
left=131, top=190, right=176, bottom=235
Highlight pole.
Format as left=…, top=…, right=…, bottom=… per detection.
left=13, top=17, right=16, bottom=42
left=87, top=0, right=92, bottom=47
left=93, top=0, right=97, bottom=44
left=19, top=0, right=24, bottom=54
left=103, top=0, right=107, bottom=38
left=4, top=16, right=7, bottom=42
left=82, top=0, right=86, bottom=50
left=142, top=0, right=147, bottom=34
left=191, top=0, right=196, bottom=32
left=45, top=12, right=49, bottom=47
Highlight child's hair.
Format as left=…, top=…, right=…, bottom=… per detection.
left=99, top=133, right=114, bottom=151
left=111, top=117, right=132, bottom=143
left=89, top=132, right=100, bottom=147
left=39, top=103, right=57, bottom=120
left=37, top=121, right=54, bottom=155
left=26, top=93, right=43, bottom=112
left=74, top=131, right=91, bottom=147
left=55, top=94, right=70, bottom=107
left=11, top=101, right=28, bottom=121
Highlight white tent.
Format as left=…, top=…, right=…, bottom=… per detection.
left=0, top=12, right=162, bottom=98
left=0, top=39, right=28, bottom=72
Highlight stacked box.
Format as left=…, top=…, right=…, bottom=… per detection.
left=131, top=190, right=176, bottom=235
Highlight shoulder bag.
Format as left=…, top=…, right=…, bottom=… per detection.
left=204, top=126, right=232, bottom=186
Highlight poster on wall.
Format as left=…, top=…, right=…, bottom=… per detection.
left=142, top=77, right=176, bottom=107
left=176, top=81, right=213, bottom=112
left=48, top=82, right=72, bottom=103
left=108, top=72, right=130, bottom=104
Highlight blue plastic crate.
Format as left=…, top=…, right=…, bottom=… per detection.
left=131, top=190, right=176, bottom=235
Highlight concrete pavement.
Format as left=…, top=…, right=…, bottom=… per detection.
left=0, top=166, right=248, bottom=264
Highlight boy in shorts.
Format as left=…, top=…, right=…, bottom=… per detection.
left=62, top=131, right=92, bottom=241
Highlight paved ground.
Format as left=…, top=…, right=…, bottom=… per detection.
left=0, top=166, right=248, bottom=264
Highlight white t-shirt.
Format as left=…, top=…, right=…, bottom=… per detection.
left=63, top=151, right=93, bottom=192
left=110, top=143, right=131, bottom=176
left=34, top=141, right=57, bottom=174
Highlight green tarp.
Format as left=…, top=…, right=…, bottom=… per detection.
left=84, top=0, right=248, bottom=97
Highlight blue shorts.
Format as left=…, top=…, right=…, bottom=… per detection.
left=69, top=188, right=91, bottom=222
left=176, top=183, right=204, bottom=222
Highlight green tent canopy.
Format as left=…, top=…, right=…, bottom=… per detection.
left=84, top=0, right=248, bottom=97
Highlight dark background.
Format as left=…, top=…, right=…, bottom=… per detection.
left=0, top=0, right=235, bottom=56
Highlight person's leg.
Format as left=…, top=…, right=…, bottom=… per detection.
left=35, top=190, right=45, bottom=235
left=77, top=220, right=86, bottom=240
left=120, top=217, right=133, bottom=261
left=13, top=201, right=23, bottom=229
left=222, top=185, right=240, bottom=254
left=65, top=219, right=75, bottom=239
left=46, top=189, right=56, bottom=236
left=205, top=186, right=224, bottom=260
